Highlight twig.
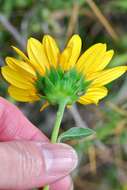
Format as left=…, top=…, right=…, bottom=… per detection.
left=85, top=0, right=119, bottom=42
left=0, top=14, right=26, bottom=49
left=69, top=104, right=88, bottom=128
left=66, top=2, right=79, bottom=38
left=51, top=9, right=93, bottom=20
left=88, top=145, right=97, bottom=174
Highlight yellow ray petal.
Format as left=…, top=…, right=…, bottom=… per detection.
left=8, top=86, right=39, bottom=102
left=27, top=38, right=49, bottom=74
left=91, top=66, right=127, bottom=86
left=12, top=46, right=29, bottom=62
left=78, top=87, right=108, bottom=105
left=43, top=35, right=60, bottom=68
left=76, top=43, right=106, bottom=74
left=6, top=57, right=36, bottom=78
left=1, top=66, right=34, bottom=89
left=95, top=50, right=114, bottom=71
left=85, top=71, right=100, bottom=81
left=85, top=50, right=114, bottom=80
left=85, top=50, right=114, bottom=76
left=78, top=97, right=92, bottom=104
left=40, top=101, right=49, bottom=112
left=60, top=34, right=81, bottom=71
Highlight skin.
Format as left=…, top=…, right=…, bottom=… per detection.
left=0, top=97, right=77, bottom=190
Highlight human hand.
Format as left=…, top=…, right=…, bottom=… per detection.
left=0, top=97, right=77, bottom=190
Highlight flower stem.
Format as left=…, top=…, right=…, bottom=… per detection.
left=51, top=101, right=66, bottom=143
left=43, top=101, right=67, bottom=190
left=43, top=186, right=49, bottom=190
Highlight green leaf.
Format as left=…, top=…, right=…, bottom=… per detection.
left=58, top=127, right=95, bottom=142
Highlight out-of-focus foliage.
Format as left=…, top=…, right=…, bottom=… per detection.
left=109, top=0, right=127, bottom=12
left=0, top=0, right=127, bottom=190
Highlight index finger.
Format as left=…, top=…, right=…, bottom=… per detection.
left=0, top=97, right=48, bottom=142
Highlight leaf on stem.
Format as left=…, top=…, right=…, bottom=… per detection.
left=58, top=127, right=95, bottom=142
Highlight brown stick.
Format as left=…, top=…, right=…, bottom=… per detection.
left=66, top=3, right=79, bottom=38
left=86, top=0, right=119, bottom=42
left=0, top=14, right=26, bottom=49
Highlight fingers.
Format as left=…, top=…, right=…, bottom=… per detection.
left=50, top=176, right=73, bottom=190
left=0, top=97, right=48, bottom=141
left=0, top=98, right=76, bottom=190
left=0, top=141, right=77, bottom=189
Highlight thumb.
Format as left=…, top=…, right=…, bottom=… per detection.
left=0, top=141, right=77, bottom=189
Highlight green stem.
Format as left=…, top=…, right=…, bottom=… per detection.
left=43, top=101, right=66, bottom=190
left=42, top=186, right=49, bottom=190
left=51, top=101, right=66, bottom=143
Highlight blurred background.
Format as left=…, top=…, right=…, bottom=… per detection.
left=0, top=0, right=127, bottom=189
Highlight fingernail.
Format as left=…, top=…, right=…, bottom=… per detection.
left=37, top=142, right=78, bottom=178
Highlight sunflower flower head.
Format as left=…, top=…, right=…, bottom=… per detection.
left=2, top=34, right=127, bottom=108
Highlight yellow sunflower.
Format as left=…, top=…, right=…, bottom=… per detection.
left=1, top=34, right=127, bottom=109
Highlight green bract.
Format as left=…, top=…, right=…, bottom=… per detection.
left=35, top=67, right=91, bottom=105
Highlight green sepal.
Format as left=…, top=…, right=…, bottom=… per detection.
left=35, top=67, right=91, bottom=105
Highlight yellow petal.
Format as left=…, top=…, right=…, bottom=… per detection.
left=76, top=43, right=106, bottom=74
left=85, top=50, right=114, bottom=78
left=91, top=66, right=127, bottom=86
left=8, top=86, right=39, bottom=102
left=6, top=57, right=36, bottom=79
left=1, top=66, right=34, bottom=89
left=85, top=71, right=101, bottom=81
left=95, top=50, right=114, bottom=71
left=60, top=34, right=81, bottom=71
left=27, top=38, right=49, bottom=74
left=12, top=46, right=29, bottom=62
left=78, top=87, right=108, bottom=105
left=43, top=35, right=60, bottom=67
left=78, top=97, right=93, bottom=104
left=40, top=101, right=49, bottom=112
left=85, top=50, right=114, bottom=80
